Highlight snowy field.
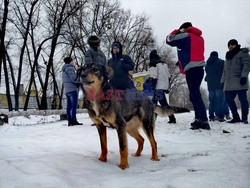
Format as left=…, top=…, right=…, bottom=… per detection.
left=0, top=111, right=250, bottom=188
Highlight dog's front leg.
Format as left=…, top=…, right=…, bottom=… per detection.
left=96, top=125, right=107, bottom=162
left=116, top=117, right=129, bottom=169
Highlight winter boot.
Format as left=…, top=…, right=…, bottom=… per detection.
left=72, top=120, right=83, bottom=125
left=228, top=114, right=241, bottom=123
left=168, top=114, right=176, bottom=124
left=190, top=120, right=211, bottom=130
left=68, top=121, right=73, bottom=126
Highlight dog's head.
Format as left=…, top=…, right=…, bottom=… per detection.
left=78, top=63, right=113, bottom=90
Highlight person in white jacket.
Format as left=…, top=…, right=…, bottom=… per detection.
left=149, top=50, right=176, bottom=123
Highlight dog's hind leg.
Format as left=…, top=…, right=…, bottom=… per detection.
left=142, top=120, right=159, bottom=161
left=96, top=124, right=108, bottom=162
left=126, top=117, right=144, bottom=157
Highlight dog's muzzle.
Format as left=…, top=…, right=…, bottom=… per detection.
left=80, top=73, right=94, bottom=85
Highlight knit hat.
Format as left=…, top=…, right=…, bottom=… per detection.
left=179, top=22, right=192, bottom=30
left=149, top=50, right=160, bottom=60
left=112, top=42, right=121, bottom=49
left=64, top=57, right=73, bottom=64
left=210, top=51, right=218, bottom=57
left=87, top=35, right=100, bottom=50
left=228, top=39, right=238, bottom=47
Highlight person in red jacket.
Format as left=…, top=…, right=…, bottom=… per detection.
left=166, top=22, right=210, bottom=130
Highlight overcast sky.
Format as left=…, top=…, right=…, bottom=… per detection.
left=120, top=0, right=250, bottom=60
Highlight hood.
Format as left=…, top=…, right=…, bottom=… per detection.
left=111, top=41, right=123, bottom=57
left=241, top=47, right=249, bottom=53
left=206, top=51, right=219, bottom=65
left=186, top=26, right=202, bottom=36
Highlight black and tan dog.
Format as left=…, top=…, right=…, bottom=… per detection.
left=79, top=63, right=189, bottom=169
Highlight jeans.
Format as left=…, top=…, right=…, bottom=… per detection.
left=66, top=90, right=78, bottom=121
left=186, top=67, right=208, bottom=122
left=225, top=90, right=249, bottom=121
left=208, top=89, right=225, bottom=120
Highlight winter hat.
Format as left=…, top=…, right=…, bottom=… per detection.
left=149, top=50, right=160, bottom=60
left=64, top=57, right=73, bottom=64
left=112, top=42, right=121, bottom=49
left=227, top=39, right=238, bottom=47
left=87, top=35, right=100, bottom=50
left=179, top=22, right=192, bottom=30
left=210, top=51, right=218, bottom=57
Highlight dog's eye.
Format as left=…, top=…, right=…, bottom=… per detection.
left=92, top=67, right=99, bottom=72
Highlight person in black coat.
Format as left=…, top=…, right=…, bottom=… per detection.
left=205, top=51, right=230, bottom=122
left=108, top=42, right=134, bottom=90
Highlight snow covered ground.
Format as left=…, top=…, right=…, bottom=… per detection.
left=0, top=111, right=250, bottom=188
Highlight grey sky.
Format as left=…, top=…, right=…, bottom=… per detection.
left=120, top=0, right=250, bottom=60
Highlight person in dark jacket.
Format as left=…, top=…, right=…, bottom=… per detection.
left=85, top=35, right=106, bottom=66
left=62, top=57, right=82, bottom=126
left=221, top=39, right=250, bottom=124
left=205, top=51, right=230, bottom=122
left=166, top=22, right=210, bottom=130
left=108, top=42, right=134, bottom=90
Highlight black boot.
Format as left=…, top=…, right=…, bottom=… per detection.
left=190, top=120, right=210, bottom=130
left=71, top=120, right=83, bottom=125
left=68, top=121, right=73, bottom=126
left=168, top=114, right=176, bottom=124
left=228, top=114, right=241, bottom=123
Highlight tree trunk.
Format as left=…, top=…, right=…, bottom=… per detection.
left=0, top=0, right=13, bottom=111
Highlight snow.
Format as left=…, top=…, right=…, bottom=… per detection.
left=0, top=111, right=250, bottom=188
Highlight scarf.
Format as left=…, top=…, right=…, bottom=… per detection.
left=226, top=45, right=241, bottom=60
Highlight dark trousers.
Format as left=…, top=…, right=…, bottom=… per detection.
left=152, top=89, right=169, bottom=107
left=225, top=90, right=249, bottom=121
left=152, top=89, right=175, bottom=120
left=208, top=89, right=225, bottom=120
left=186, top=67, right=208, bottom=122
left=66, top=90, right=78, bottom=121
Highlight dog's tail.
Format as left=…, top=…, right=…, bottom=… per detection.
left=154, top=105, right=189, bottom=116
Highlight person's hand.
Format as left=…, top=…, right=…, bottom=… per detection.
left=179, top=28, right=185, bottom=33
left=240, top=77, right=247, bottom=85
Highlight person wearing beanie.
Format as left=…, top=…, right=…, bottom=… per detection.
left=107, top=41, right=134, bottom=90
left=85, top=35, right=106, bottom=66
left=62, top=57, right=82, bottom=126
left=166, top=22, right=210, bottom=130
left=221, top=39, right=250, bottom=124
left=205, top=51, right=231, bottom=122
left=148, top=50, right=176, bottom=124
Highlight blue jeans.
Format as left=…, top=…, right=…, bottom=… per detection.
left=186, top=67, right=208, bottom=122
left=225, top=90, right=249, bottom=121
left=208, top=89, right=225, bottom=120
left=66, top=91, right=78, bottom=121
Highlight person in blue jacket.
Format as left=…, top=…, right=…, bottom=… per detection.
left=62, top=57, right=82, bottom=126
left=108, top=42, right=135, bottom=90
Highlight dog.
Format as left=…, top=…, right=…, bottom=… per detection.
left=79, top=63, right=189, bottom=169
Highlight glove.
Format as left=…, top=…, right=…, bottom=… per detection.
left=240, top=77, right=247, bottom=85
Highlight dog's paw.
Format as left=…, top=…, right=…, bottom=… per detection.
left=119, top=163, right=129, bottom=170
left=132, top=152, right=141, bottom=157
left=98, top=156, right=107, bottom=162
left=151, top=156, right=160, bottom=161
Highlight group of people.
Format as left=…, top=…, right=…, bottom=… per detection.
left=166, top=22, right=250, bottom=130
left=62, top=22, right=250, bottom=129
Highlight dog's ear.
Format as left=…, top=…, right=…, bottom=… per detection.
left=105, top=66, right=113, bottom=79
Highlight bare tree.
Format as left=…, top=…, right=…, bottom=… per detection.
left=0, top=0, right=13, bottom=111
left=9, top=0, right=40, bottom=110
left=40, top=0, right=85, bottom=110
